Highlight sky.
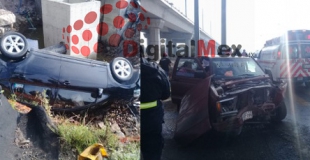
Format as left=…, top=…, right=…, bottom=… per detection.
left=166, top=0, right=310, bottom=52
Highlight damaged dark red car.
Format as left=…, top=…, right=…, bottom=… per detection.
left=171, top=56, right=287, bottom=145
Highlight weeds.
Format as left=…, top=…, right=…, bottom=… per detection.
left=8, top=93, right=17, bottom=109
left=57, top=121, right=106, bottom=153
left=8, top=90, right=140, bottom=159
left=109, top=142, right=140, bottom=160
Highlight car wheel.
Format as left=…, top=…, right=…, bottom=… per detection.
left=110, top=57, right=133, bottom=83
left=0, top=32, right=28, bottom=59
left=271, top=101, right=287, bottom=122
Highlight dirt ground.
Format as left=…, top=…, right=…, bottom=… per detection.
left=0, top=0, right=42, bottom=32
left=10, top=100, right=140, bottom=160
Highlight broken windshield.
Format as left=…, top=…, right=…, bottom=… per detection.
left=211, top=58, right=265, bottom=78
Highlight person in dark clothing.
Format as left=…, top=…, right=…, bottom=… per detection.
left=159, top=53, right=172, bottom=76
left=140, top=56, right=171, bottom=160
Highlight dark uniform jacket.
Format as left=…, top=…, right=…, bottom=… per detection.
left=140, top=58, right=170, bottom=103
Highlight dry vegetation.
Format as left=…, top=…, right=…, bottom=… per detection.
left=8, top=92, right=140, bottom=160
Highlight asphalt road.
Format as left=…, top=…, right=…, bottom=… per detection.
left=0, top=95, right=59, bottom=160
left=0, top=95, right=23, bottom=159
left=162, top=84, right=310, bottom=160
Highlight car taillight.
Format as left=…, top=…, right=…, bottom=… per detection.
left=277, top=51, right=281, bottom=59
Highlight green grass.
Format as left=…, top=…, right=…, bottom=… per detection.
left=57, top=120, right=140, bottom=159
left=57, top=121, right=107, bottom=153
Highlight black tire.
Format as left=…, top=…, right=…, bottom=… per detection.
left=0, top=32, right=28, bottom=59
left=171, top=98, right=181, bottom=112
left=230, top=126, right=243, bottom=136
left=176, top=103, right=181, bottom=112
left=110, top=57, right=133, bottom=83
left=271, top=101, right=287, bottom=122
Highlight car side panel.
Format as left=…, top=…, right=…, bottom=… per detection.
left=9, top=51, right=61, bottom=103
left=12, top=52, right=61, bottom=87
left=58, top=57, right=108, bottom=90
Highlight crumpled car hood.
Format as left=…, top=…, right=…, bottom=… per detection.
left=213, top=75, right=273, bottom=94
left=225, top=75, right=269, bottom=85
left=216, top=75, right=270, bottom=87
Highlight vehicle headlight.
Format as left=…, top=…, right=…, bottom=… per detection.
left=217, top=96, right=237, bottom=113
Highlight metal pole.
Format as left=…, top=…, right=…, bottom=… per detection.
left=185, top=0, right=187, bottom=16
left=202, top=9, right=204, bottom=30
left=210, top=21, right=212, bottom=35
left=194, top=0, right=200, bottom=57
left=221, top=0, right=226, bottom=44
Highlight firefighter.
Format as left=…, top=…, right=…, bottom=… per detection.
left=140, top=54, right=171, bottom=160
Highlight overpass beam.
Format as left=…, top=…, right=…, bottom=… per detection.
left=168, top=33, right=192, bottom=57
left=147, top=19, right=165, bottom=61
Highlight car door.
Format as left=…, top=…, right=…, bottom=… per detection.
left=170, top=57, right=207, bottom=104
left=10, top=51, right=61, bottom=104
left=54, top=55, right=109, bottom=109
left=174, top=76, right=212, bottom=146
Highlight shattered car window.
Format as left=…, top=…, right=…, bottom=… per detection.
left=176, top=58, right=201, bottom=77
left=211, top=58, right=265, bottom=77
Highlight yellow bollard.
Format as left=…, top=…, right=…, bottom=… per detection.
left=78, top=143, right=108, bottom=160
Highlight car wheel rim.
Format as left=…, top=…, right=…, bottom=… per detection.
left=113, top=59, right=131, bottom=79
left=3, top=35, right=25, bottom=54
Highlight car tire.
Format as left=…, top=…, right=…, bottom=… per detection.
left=0, top=32, right=28, bottom=59
left=176, top=103, right=181, bottom=112
left=271, top=101, right=287, bottom=122
left=110, top=57, right=133, bottom=83
left=230, top=126, right=243, bottom=136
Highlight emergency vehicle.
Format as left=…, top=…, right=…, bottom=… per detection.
left=257, top=30, right=310, bottom=87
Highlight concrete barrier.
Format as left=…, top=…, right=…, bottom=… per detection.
left=98, top=0, right=141, bottom=58
left=0, top=9, right=15, bottom=35
left=42, top=0, right=100, bottom=59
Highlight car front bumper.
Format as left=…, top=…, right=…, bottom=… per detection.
left=212, top=103, right=276, bottom=132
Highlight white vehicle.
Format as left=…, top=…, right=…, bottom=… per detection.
left=257, top=30, right=310, bottom=87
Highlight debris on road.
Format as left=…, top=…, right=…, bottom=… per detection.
left=15, top=127, right=30, bottom=148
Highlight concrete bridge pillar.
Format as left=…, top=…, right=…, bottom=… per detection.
left=183, top=33, right=193, bottom=57
left=170, top=38, right=177, bottom=57
left=161, top=32, right=193, bottom=57
left=146, top=19, right=164, bottom=61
